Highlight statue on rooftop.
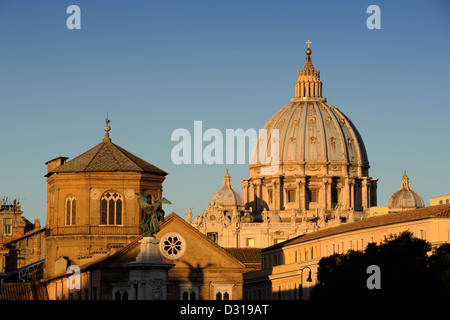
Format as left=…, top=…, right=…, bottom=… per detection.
left=136, top=193, right=172, bottom=237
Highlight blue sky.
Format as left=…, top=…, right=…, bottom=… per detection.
left=0, top=0, right=449, bottom=225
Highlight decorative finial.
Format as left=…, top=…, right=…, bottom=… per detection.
left=305, top=40, right=312, bottom=57
left=103, top=116, right=111, bottom=142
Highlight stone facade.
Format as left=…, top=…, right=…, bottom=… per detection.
left=45, top=213, right=246, bottom=300
left=5, top=228, right=46, bottom=275
left=431, top=194, right=450, bottom=206
left=243, top=204, right=450, bottom=300
left=0, top=200, right=35, bottom=245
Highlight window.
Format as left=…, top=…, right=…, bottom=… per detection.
left=160, top=232, right=186, bottom=260
left=101, top=192, right=123, bottom=225
left=268, top=189, right=273, bottom=203
left=65, top=195, right=76, bottom=225
left=419, top=229, right=425, bottom=240
left=114, top=290, right=128, bottom=300
left=207, top=232, right=218, bottom=243
left=246, top=238, right=255, bottom=247
left=308, top=189, right=318, bottom=203
left=440, top=200, right=443, bottom=204
left=287, top=190, right=296, bottom=203
left=331, top=186, right=338, bottom=205
left=446, top=199, right=449, bottom=204
left=3, top=218, right=12, bottom=235
left=213, top=285, right=233, bottom=300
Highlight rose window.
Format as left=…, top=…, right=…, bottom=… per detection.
left=160, top=232, right=186, bottom=259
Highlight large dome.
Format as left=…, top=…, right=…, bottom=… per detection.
left=388, top=171, right=424, bottom=212
left=257, top=100, right=369, bottom=167
left=242, top=45, right=377, bottom=218
left=249, top=47, right=370, bottom=178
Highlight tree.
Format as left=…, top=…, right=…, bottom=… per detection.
left=428, top=243, right=450, bottom=299
left=310, top=231, right=449, bottom=300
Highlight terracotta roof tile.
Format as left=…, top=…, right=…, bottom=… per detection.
left=0, top=282, right=48, bottom=300
left=224, top=248, right=262, bottom=264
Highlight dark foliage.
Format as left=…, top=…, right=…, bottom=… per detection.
left=310, top=231, right=449, bottom=300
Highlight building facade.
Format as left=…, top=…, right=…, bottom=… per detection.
left=43, top=119, right=167, bottom=279
left=4, top=228, right=46, bottom=281
left=1, top=198, right=40, bottom=282
left=45, top=213, right=247, bottom=300
left=431, top=194, right=450, bottom=206
left=243, top=203, right=450, bottom=300
left=1, top=199, right=35, bottom=245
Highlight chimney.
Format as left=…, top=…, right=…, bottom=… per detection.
left=45, top=156, right=68, bottom=177
left=34, top=219, right=40, bottom=229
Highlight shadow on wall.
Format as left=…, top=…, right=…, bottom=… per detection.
left=181, top=261, right=213, bottom=300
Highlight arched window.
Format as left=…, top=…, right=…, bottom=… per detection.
left=65, top=195, right=76, bottom=225
left=101, top=191, right=123, bottom=225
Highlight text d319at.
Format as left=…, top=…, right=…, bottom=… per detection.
left=180, top=304, right=269, bottom=317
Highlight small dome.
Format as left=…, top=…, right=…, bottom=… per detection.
left=269, top=213, right=281, bottom=222
left=211, top=170, right=244, bottom=208
left=388, top=171, right=424, bottom=212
